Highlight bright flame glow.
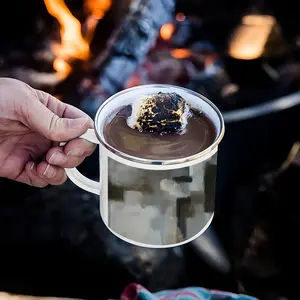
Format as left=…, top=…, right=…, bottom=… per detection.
left=53, top=58, right=72, bottom=79
left=85, top=0, right=112, bottom=19
left=170, top=48, right=191, bottom=59
left=229, top=15, right=276, bottom=60
left=160, top=23, right=175, bottom=41
left=84, top=0, right=112, bottom=43
left=44, top=0, right=111, bottom=78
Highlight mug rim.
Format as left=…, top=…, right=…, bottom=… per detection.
left=94, top=84, right=225, bottom=166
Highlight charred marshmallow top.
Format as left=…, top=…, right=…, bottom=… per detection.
left=127, top=92, right=190, bottom=134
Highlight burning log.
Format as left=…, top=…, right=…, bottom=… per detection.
left=79, top=0, right=176, bottom=116
left=1, top=0, right=115, bottom=92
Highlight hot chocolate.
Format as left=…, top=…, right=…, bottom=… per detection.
left=103, top=96, right=216, bottom=160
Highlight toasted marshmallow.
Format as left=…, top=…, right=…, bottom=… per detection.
left=127, top=92, right=190, bottom=134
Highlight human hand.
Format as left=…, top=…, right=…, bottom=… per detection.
left=0, top=78, right=96, bottom=187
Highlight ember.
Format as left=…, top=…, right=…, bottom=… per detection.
left=170, top=48, right=191, bottom=59
left=160, top=23, right=175, bottom=41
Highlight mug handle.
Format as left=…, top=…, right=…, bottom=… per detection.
left=60, top=129, right=100, bottom=195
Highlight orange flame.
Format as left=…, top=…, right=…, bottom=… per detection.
left=160, top=23, right=175, bottom=41
left=170, top=48, right=191, bottom=59
left=85, top=0, right=112, bottom=19
left=53, top=58, right=72, bottom=79
left=44, top=0, right=111, bottom=79
left=84, top=0, right=112, bottom=43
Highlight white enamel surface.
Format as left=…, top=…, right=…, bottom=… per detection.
left=64, top=129, right=100, bottom=195
left=65, top=168, right=100, bottom=195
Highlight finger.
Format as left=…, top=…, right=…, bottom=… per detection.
left=26, top=90, right=93, bottom=142
left=46, top=146, right=86, bottom=168
left=36, top=161, right=67, bottom=185
left=28, top=100, right=91, bottom=142
left=46, top=139, right=96, bottom=168
left=35, top=89, right=92, bottom=120
left=64, top=138, right=96, bottom=157
left=15, top=162, right=49, bottom=188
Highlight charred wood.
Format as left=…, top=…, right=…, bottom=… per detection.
left=78, top=0, right=176, bottom=116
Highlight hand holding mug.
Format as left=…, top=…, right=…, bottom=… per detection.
left=0, top=78, right=96, bottom=187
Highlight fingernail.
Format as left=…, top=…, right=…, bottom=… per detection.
left=49, top=151, right=66, bottom=165
left=43, top=164, right=56, bottom=179
left=67, top=148, right=84, bottom=157
left=69, top=118, right=90, bottom=130
left=30, top=162, right=37, bottom=174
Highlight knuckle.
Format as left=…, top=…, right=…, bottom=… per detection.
left=48, top=115, right=66, bottom=141
left=47, top=115, right=60, bottom=140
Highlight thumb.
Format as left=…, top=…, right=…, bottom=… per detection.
left=28, top=100, right=92, bottom=142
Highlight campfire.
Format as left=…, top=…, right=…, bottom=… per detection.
left=0, top=0, right=115, bottom=89
left=43, top=0, right=111, bottom=80
left=0, top=0, right=299, bottom=114
left=1, top=2, right=300, bottom=300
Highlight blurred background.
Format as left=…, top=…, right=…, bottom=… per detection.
left=1, top=0, right=300, bottom=299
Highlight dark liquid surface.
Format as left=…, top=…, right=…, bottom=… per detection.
left=103, top=105, right=216, bottom=160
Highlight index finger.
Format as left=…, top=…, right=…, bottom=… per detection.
left=35, top=89, right=94, bottom=122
